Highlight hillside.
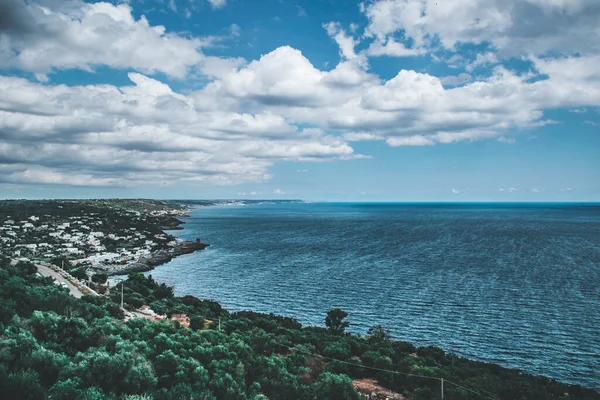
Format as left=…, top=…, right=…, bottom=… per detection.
left=1, top=258, right=599, bottom=400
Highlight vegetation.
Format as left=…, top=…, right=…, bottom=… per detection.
left=1, top=257, right=599, bottom=400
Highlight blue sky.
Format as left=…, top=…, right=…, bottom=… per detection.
left=0, top=0, right=599, bottom=201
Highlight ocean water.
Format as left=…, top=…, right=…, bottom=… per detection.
left=150, top=203, right=600, bottom=389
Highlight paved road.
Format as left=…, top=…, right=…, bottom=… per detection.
left=36, top=263, right=84, bottom=298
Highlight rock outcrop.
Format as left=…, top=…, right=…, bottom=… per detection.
left=93, top=239, right=208, bottom=275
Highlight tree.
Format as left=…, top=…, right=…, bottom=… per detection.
left=311, top=372, right=359, bottom=400
left=0, top=370, right=46, bottom=400
left=367, top=324, right=391, bottom=344
left=189, top=315, right=204, bottom=331
left=92, top=273, right=108, bottom=285
left=325, top=308, right=349, bottom=335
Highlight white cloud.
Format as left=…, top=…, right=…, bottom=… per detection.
left=362, top=0, right=600, bottom=57
left=498, top=188, right=505, bottom=192
left=497, top=136, right=516, bottom=143
left=0, top=73, right=359, bottom=187
left=466, top=52, right=499, bottom=72
left=208, top=0, right=227, bottom=9
left=324, top=22, right=359, bottom=60
left=229, top=24, right=241, bottom=37
left=509, top=188, right=518, bottom=192
left=531, top=188, right=542, bottom=193
left=2, top=0, right=600, bottom=188
left=274, top=188, right=285, bottom=195
left=0, top=1, right=211, bottom=79
left=451, top=188, right=460, bottom=194
left=439, top=73, right=472, bottom=87
left=343, top=132, right=384, bottom=141
left=296, top=169, right=308, bottom=173
left=192, top=45, right=600, bottom=149
left=387, top=136, right=435, bottom=146
left=366, top=38, right=424, bottom=57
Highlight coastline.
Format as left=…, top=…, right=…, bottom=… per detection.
left=3, top=199, right=599, bottom=396
left=140, top=202, right=600, bottom=391
left=92, top=205, right=209, bottom=276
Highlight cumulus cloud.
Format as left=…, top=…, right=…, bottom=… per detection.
left=2, top=0, right=600, bottom=188
left=0, top=0, right=233, bottom=79
left=451, top=188, right=460, bottom=194
left=0, top=73, right=359, bottom=187
left=362, top=0, right=600, bottom=57
left=192, top=45, right=600, bottom=149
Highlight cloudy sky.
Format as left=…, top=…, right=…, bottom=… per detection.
left=1, top=0, right=599, bottom=201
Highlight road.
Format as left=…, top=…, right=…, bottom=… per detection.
left=36, top=263, right=85, bottom=298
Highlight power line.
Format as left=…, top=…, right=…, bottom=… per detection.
left=444, top=379, right=496, bottom=400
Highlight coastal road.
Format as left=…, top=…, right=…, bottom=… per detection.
left=36, top=263, right=84, bottom=298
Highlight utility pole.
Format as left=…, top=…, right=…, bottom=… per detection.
left=120, top=283, right=124, bottom=309
left=218, top=318, right=221, bottom=331
left=440, top=378, right=444, bottom=400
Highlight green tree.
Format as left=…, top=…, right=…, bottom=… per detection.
left=325, top=308, right=349, bottom=335
left=311, top=372, right=359, bottom=400
left=0, top=369, right=46, bottom=400
left=189, top=315, right=205, bottom=331
left=367, top=324, right=391, bottom=344
left=92, top=273, right=108, bottom=285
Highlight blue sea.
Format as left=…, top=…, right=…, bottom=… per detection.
left=150, top=202, right=600, bottom=389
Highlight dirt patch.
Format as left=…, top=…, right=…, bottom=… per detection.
left=353, top=378, right=406, bottom=400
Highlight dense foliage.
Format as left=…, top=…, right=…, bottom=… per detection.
left=1, top=258, right=599, bottom=400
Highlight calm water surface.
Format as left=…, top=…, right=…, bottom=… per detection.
left=150, top=203, right=600, bottom=389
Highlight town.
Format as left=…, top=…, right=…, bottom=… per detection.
left=0, top=199, right=207, bottom=283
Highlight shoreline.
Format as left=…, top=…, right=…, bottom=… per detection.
left=93, top=206, right=209, bottom=276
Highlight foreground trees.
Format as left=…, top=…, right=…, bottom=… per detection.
left=325, top=308, right=349, bottom=335
left=1, top=259, right=599, bottom=400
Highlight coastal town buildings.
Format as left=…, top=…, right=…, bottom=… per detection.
left=0, top=199, right=194, bottom=277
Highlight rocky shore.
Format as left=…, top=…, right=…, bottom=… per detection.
left=91, top=204, right=209, bottom=276
left=94, top=239, right=208, bottom=275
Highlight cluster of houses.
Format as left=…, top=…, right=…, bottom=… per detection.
left=0, top=204, right=186, bottom=271
left=124, top=305, right=190, bottom=328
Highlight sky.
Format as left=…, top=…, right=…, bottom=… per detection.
left=0, top=0, right=599, bottom=201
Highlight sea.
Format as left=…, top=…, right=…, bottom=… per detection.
left=148, top=202, right=600, bottom=389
